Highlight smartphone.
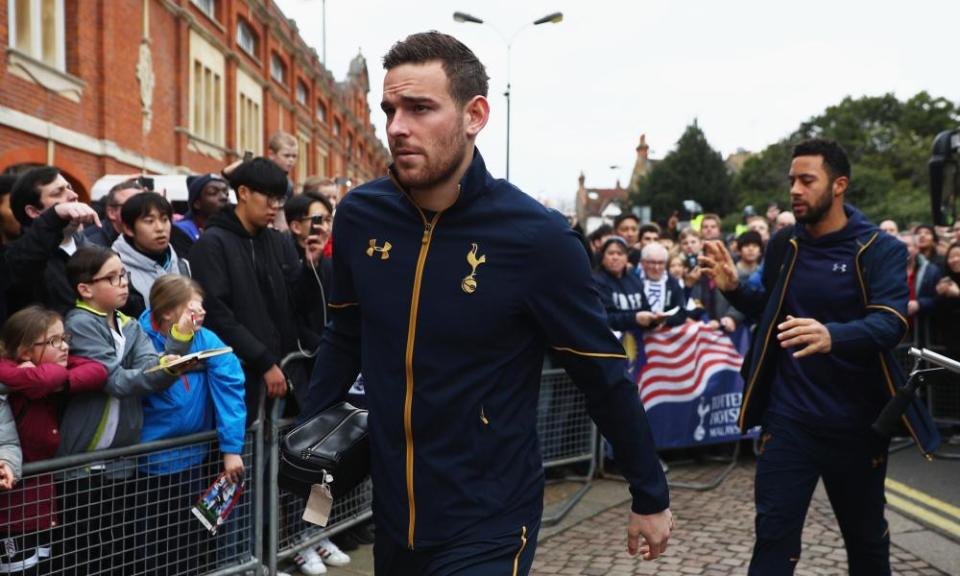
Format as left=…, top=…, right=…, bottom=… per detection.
left=137, top=176, right=155, bottom=191
left=309, top=214, right=328, bottom=235
left=243, top=150, right=253, bottom=162
left=686, top=254, right=699, bottom=269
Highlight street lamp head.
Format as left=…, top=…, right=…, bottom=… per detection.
left=453, top=11, right=484, bottom=24
left=533, top=12, right=563, bottom=25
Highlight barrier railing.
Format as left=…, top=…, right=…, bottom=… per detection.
left=537, top=368, right=597, bottom=525
left=0, top=365, right=596, bottom=575
left=3, top=428, right=261, bottom=576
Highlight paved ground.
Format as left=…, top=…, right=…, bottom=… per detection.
left=315, top=460, right=958, bottom=576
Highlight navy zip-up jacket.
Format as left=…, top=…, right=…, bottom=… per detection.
left=303, top=149, right=668, bottom=549
left=725, top=205, right=940, bottom=456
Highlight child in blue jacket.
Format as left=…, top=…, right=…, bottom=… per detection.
left=137, top=274, right=246, bottom=575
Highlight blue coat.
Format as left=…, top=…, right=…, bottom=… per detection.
left=725, top=207, right=940, bottom=457
left=303, top=149, right=668, bottom=549
left=138, top=311, right=247, bottom=474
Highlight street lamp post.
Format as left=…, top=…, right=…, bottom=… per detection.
left=453, top=11, right=563, bottom=181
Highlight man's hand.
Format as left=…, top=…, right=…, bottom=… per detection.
left=720, top=316, right=737, bottom=332
left=53, top=202, right=102, bottom=227
left=627, top=508, right=673, bottom=559
left=777, top=315, right=831, bottom=358
left=699, top=241, right=739, bottom=292
left=907, top=300, right=919, bottom=316
left=264, top=364, right=288, bottom=398
left=0, top=462, right=16, bottom=490
left=223, top=454, right=245, bottom=485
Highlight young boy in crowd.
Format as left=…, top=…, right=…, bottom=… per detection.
left=112, top=192, right=190, bottom=318
left=57, top=246, right=197, bottom=575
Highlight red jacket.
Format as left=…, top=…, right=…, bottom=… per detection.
left=0, top=356, right=107, bottom=531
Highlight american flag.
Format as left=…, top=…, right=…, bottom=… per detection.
left=638, top=322, right=744, bottom=410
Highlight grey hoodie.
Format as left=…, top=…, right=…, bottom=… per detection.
left=112, top=235, right=190, bottom=311
left=0, top=389, right=22, bottom=481
left=60, top=303, right=191, bottom=463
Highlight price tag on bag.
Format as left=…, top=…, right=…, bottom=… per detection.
left=302, top=483, right=333, bottom=526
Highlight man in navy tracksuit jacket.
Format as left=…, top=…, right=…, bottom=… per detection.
left=701, top=139, right=940, bottom=575
left=301, top=32, right=671, bottom=575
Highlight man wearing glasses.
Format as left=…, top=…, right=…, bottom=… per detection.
left=4, top=166, right=101, bottom=317
left=190, top=158, right=324, bottom=423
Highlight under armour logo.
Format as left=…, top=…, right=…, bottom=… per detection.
left=366, top=239, right=392, bottom=260
left=833, top=263, right=847, bottom=273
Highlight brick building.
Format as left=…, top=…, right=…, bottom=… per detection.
left=0, top=0, right=390, bottom=201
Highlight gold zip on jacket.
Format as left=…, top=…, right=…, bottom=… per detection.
left=402, top=207, right=442, bottom=549
left=852, top=233, right=929, bottom=458
left=738, top=239, right=800, bottom=430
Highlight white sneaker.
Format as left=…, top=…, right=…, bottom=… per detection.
left=294, top=546, right=327, bottom=575
left=316, top=537, right=350, bottom=567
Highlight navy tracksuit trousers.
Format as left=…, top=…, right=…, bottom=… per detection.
left=374, top=519, right=539, bottom=576
left=749, top=413, right=891, bottom=576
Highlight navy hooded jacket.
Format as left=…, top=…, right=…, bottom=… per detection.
left=725, top=205, right=940, bottom=456
left=303, top=149, right=668, bottom=549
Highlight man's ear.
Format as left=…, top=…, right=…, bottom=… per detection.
left=832, top=175, right=849, bottom=197
left=236, top=185, right=250, bottom=205
left=462, top=95, right=490, bottom=138
left=120, top=222, right=134, bottom=236
left=24, top=204, right=42, bottom=220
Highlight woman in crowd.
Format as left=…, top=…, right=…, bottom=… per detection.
left=136, top=274, right=246, bottom=576
left=0, top=306, right=107, bottom=574
left=593, top=236, right=663, bottom=331
left=916, top=224, right=944, bottom=267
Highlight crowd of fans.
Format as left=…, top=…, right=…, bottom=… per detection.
left=585, top=208, right=960, bottom=360
left=0, top=128, right=959, bottom=574
left=0, top=132, right=353, bottom=576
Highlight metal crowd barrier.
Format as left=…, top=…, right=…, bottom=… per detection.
left=0, top=364, right=596, bottom=575
left=537, top=368, right=597, bottom=525
left=2, top=428, right=260, bottom=576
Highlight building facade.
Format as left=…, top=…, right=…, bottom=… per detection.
left=0, top=0, right=390, bottom=200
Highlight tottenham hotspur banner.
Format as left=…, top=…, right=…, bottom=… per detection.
left=623, top=323, right=759, bottom=449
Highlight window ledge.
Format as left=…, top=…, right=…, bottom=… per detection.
left=176, top=127, right=227, bottom=160
left=7, top=49, right=85, bottom=102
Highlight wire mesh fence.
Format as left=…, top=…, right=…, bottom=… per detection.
left=0, top=431, right=257, bottom=576
left=0, top=367, right=596, bottom=574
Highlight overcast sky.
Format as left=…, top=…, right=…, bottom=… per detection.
left=276, top=0, right=960, bottom=210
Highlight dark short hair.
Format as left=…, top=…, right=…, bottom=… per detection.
left=0, top=174, right=17, bottom=198
left=737, top=230, right=764, bottom=251
left=284, top=192, right=332, bottom=224
left=613, top=213, right=640, bottom=229
left=792, top=138, right=851, bottom=181
left=587, top=223, right=613, bottom=243
left=11, top=166, right=60, bottom=227
left=914, top=224, right=938, bottom=243
left=106, top=179, right=144, bottom=207
left=120, top=191, right=172, bottom=229
left=639, top=223, right=661, bottom=237
left=67, top=245, right=118, bottom=294
left=383, top=31, right=488, bottom=107
left=228, top=157, right=288, bottom=199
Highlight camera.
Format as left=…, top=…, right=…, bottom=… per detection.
left=686, top=254, right=699, bottom=269
left=137, top=176, right=155, bottom=191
